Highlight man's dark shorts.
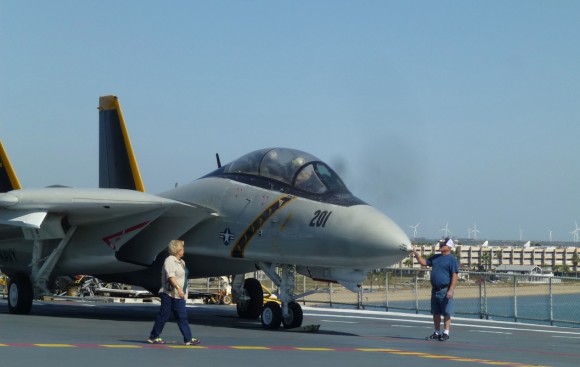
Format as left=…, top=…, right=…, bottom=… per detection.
left=431, top=288, right=455, bottom=316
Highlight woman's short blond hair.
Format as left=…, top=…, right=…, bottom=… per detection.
left=168, top=239, right=185, bottom=256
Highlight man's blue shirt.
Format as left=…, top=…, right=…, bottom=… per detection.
left=426, top=253, right=459, bottom=289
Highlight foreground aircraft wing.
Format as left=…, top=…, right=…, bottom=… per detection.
left=0, top=187, right=217, bottom=265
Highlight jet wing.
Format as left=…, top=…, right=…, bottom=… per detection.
left=0, top=210, right=47, bottom=229
left=0, top=188, right=217, bottom=264
left=0, top=188, right=162, bottom=226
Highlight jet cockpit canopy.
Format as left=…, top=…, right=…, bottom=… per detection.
left=224, top=148, right=348, bottom=194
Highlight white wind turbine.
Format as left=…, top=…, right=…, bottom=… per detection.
left=549, top=229, right=553, bottom=242
left=409, top=223, right=420, bottom=238
left=470, top=222, right=481, bottom=240
left=441, top=222, right=451, bottom=237
left=570, top=221, right=580, bottom=243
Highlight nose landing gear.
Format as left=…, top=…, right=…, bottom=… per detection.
left=232, top=263, right=305, bottom=330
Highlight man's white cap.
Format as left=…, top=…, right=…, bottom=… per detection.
left=439, top=238, right=454, bottom=248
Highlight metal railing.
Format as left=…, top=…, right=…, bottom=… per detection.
left=2, top=269, right=578, bottom=328
left=294, top=269, right=580, bottom=328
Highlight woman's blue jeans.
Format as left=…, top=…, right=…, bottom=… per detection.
left=149, top=292, right=192, bottom=342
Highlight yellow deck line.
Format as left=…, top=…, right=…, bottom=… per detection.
left=34, top=344, right=76, bottom=348
left=1, top=343, right=552, bottom=366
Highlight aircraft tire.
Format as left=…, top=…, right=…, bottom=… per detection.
left=236, top=278, right=263, bottom=319
left=282, top=302, right=303, bottom=329
left=261, top=301, right=282, bottom=330
left=7, top=273, right=33, bottom=315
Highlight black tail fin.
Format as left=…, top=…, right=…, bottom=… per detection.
left=0, top=140, right=22, bottom=192
left=98, top=95, right=145, bottom=192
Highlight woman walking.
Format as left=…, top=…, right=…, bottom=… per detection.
left=148, top=239, right=200, bottom=345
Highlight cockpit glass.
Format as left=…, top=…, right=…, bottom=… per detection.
left=224, top=148, right=348, bottom=194
left=259, top=148, right=307, bottom=184
left=313, top=163, right=347, bottom=191
left=225, top=149, right=268, bottom=176
left=294, top=164, right=326, bottom=193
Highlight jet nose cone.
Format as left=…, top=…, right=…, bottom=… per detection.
left=373, top=210, right=412, bottom=252
left=344, top=205, right=411, bottom=268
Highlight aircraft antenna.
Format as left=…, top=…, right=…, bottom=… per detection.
left=216, top=153, right=222, bottom=168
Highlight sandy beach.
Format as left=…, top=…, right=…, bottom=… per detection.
left=301, top=282, right=580, bottom=304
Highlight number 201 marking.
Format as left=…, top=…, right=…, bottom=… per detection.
left=310, top=210, right=332, bottom=227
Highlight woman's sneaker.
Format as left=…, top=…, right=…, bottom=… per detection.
left=147, top=337, right=166, bottom=344
left=185, top=338, right=201, bottom=345
left=440, top=333, right=450, bottom=341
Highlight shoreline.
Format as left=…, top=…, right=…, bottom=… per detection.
left=303, top=283, right=580, bottom=303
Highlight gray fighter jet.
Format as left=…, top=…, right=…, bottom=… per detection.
left=0, top=96, right=411, bottom=329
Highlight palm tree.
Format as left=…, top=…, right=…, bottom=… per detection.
left=480, top=252, right=492, bottom=271
left=553, top=264, right=570, bottom=277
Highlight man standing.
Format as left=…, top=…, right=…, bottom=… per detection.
left=412, top=237, right=459, bottom=341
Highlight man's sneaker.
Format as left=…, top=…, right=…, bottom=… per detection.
left=185, top=338, right=201, bottom=346
left=426, top=332, right=440, bottom=340
left=439, top=333, right=450, bottom=341
left=147, top=337, right=166, bottom=344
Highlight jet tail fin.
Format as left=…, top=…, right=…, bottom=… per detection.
left=98, top=95, right=145, bottom=192
left=0, top=140, right=22, bottom=192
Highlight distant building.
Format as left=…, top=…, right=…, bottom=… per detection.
left=398, top=244, right=580, bottom=274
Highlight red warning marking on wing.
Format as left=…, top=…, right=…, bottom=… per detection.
left=102, top=221, right=150, bottom=250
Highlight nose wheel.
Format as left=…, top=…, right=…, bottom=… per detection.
left=282, top=301, right=303, bottom=329
left=261, top=300, right=303, bottom=330
left=261, top=301, right=282, bottom=329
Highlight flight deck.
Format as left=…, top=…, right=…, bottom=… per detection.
left=0, top=298, right=577, bottom=367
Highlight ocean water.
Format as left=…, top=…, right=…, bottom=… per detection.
left=363, top=293, right=580, bottom=328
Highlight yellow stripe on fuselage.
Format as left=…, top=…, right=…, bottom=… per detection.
left=230, top=194, right=295, bottom=258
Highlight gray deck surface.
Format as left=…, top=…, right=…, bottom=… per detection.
left=0, top=299, right=577, bottom=367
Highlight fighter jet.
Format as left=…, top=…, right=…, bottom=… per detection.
left=0, top=96, right=411, bottom=329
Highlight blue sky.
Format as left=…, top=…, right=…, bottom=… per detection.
left=1, top=1, right=579, bottom=243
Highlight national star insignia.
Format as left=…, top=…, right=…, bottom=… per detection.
left=220, top=228, right=235, bottom=246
